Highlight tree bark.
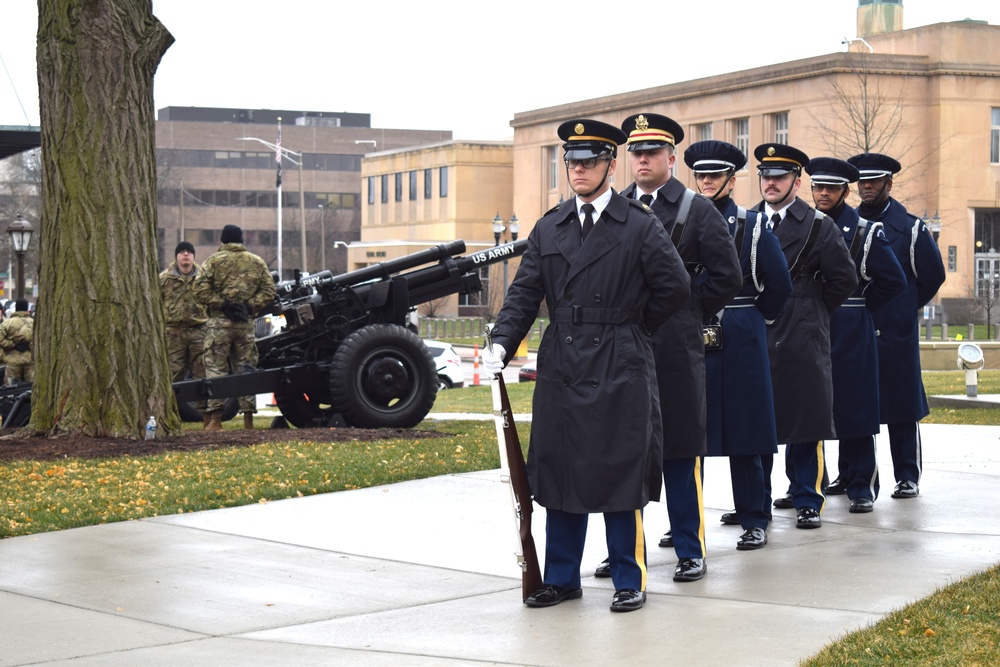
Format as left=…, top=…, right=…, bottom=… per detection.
left=34, top=0, right=176, bottom=437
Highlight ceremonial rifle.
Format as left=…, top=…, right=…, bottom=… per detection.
left=487, top=328, right=543, bottom=601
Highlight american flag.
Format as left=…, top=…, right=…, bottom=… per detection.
left=275, top=121, right=282, bottom=188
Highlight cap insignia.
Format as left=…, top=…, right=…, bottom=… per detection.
left=574, top=123, right=585, bottom=135
left=767, top=147, right=776, bottom=156
left=635, top=115, right=649, bottom=131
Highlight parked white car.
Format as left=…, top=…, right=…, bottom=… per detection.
left=423, top=339, right=465, bottom=390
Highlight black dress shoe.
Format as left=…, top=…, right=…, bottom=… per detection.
left=658, top=530, right=673, bottom=548
left=736, top=527, right=768, bottom=550
left=891, top=480, right=919, bottom=498
left=720, top=511, right=740, bottom=525
left=825, top=478, right=848, bottom=495
left=773, top=494, right=794, bottom=509
left=525, top=585, right=583, bottom=608
left=594, top=558, right=611, bottom=578
left=849, top=498, right=874, bottom=513
left=673, top=557, right=706, bottom=582
left=796, top=507, right=822, bottom=529
left=610, top=589, right=646, bottom=612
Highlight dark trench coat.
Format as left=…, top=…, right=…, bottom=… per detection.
left=754, top=197, right=858, bottom=444
left=491, top=193, right=690, bottom=514
left=621, top=179, right=742, bottom=460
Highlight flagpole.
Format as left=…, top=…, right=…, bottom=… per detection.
left=276, top=116, right=283, bottom=278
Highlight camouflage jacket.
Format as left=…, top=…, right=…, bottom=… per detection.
left=0, top=311, right=33, bottom=364
left=159, top=261, right=208, bottom=327
left=192, top=243, right=276, bottom=319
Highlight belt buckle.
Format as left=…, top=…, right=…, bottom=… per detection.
left=572, top=305, right=582, bottom=326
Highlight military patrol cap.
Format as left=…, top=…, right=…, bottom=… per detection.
left=806, top=157, right=860, bottom=185
left=847, top=152, right=901, bottom=180
left=621, top=113, right=685, bottom=151
left=683, top=140, right=746, bottom=173
left=754, top=143, right=809, bottom=176
left=558, top=119, right=627, bottom=160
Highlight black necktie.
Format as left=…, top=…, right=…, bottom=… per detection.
left=581, top=203, right=595, bottom=240
left=769, top=212, right=781, bottom=231
left=639, top=194, right=653, bottom=206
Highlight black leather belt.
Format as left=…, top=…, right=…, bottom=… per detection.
left=551, top=306, right=642, bottom=326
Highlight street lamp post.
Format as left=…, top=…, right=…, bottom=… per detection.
left=7, top=215, right=34, bottom=300
left=236, top=123, right=306, bottom=278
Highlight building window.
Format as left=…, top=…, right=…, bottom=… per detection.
left=394, top=173, right=403, bottom=202
left=774, top=112, right=789, bottom=144
left=991, top=108, right=1000, bottom=164
left=367, top=176, right=375, bottom=205
left=547, top=146, right=558, bottom=190
left=380, top=174, right=388, bottom=204
left=409, top=171, right=418, bottom=201
left=697, top=123, right=712, bottom=141
left=734, top=118, right=749, bottom=166
left=439, top=166, right=448, bottom=197
left=424, top=168, right=433, bottom=199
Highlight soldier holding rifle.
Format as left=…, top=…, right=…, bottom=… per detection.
left=483, top=118, right=689, bottom=612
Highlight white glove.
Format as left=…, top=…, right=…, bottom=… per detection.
left=482, top=344, right=507, bottom=374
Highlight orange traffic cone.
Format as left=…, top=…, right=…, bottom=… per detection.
left=473, top=343, right=480, bottom=386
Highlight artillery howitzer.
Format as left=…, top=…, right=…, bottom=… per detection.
left=0, top=239, right=526, bottom=431
left=172, top=238, right=527, bottom=429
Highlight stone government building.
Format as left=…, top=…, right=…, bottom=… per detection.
left=509, top=13, right=1000, bottom=321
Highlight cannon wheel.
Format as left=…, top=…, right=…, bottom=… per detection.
left=330, top=324, right=437, bottom=428
left=273, top=387, right=336, bottom=428
left=177, top=397, right=240, bottom=424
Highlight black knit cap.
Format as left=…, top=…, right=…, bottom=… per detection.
left=175, top=241, right=196, bottom=256
left=220, top=224, right=244, bottom=244
left=15, top=299, right=28, bottom=312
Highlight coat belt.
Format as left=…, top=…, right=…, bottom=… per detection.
left=551, top=307, right=643, bottom=326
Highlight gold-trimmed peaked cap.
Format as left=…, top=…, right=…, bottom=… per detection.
left=621, top=113, right=684, bottom=151
left=558, top=119, right=627, bottom=160
left=754, top=143, right=809, bottom=176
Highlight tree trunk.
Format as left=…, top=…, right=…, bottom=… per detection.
left=34, top=0, right=176, bottom=437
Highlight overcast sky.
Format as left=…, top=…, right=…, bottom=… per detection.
left=2, top=0, right=999, bottom=141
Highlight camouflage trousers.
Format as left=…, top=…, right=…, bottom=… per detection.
left=167, top=325, right=207, bottom=411
left=203, top=318, right=258, bottom=414
left=4, top=361, right=33, bottom=386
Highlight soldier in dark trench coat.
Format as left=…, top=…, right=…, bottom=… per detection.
left=615, top=114, right=741, bottom=583
left=484, top=118, right=689, bottom=613
left=751, top=143, right=858, bottom=530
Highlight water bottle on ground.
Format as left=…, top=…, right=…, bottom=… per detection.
left=145, top=415, right=157, bottom=441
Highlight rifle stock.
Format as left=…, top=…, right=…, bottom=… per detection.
left=491, top=374, right=543, bottom=601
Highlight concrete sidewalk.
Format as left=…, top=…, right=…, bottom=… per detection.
left=1, top=423, right=999, bottom=666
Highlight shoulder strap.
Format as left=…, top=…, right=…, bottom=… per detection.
left=733, top=205, right=747, bottom=252
left=849, top=217, right=869, bottom=257
left=788, top=210, right=825, bottom=280
left=671, top=188, right=696, bottom=246
left=748, top=211, right=764, bottom=293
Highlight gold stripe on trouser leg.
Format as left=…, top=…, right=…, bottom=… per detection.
left=695, top=456, right=706, bottom=556
left=814, top=440, right=826, bottom=512
left=633, top=509, right=647, bottom=591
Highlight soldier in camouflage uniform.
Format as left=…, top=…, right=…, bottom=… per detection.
left=0, top=299, right=34, bottom=385
left=193, top=225, right=276, bottom=430
left=160, top=241, right=209, bottom=419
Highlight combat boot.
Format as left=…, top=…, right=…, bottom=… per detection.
left=204, top=411, right=223, bottom=431
left=243, top=412, right=255, bottom=430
